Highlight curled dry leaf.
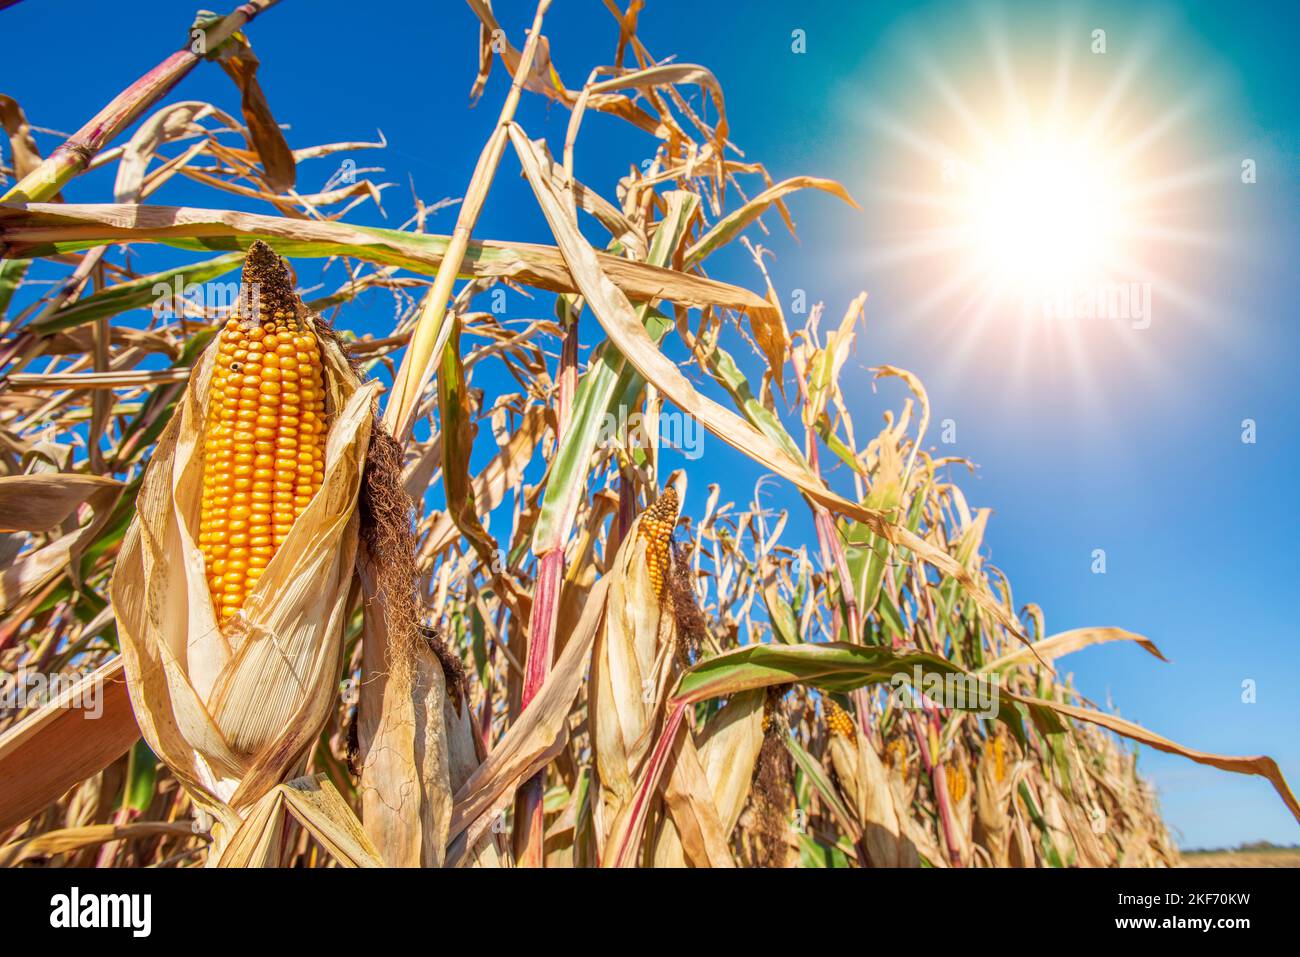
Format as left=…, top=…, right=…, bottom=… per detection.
left=0, top=474, right=122, bottom=614
left=985, top=627, right=1170, bottom=672
left=0, top=473, right=122, bottom=534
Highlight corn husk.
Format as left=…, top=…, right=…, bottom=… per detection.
left=651, top=689, right=764, bottom=867
left=443, top=680, right=507, bottom=868
left=827, top=724, right=920, bottom=868
left=588, top=484, right=681, bottom=855
left=355, top=565, right=452, bottom=868
left=110, top=286, right=381, bottom=865
left=973, top=731, right=1015, bottom=866
left=946, top=755, right=975, bottom=864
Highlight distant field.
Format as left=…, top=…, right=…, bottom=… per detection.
left=1180, top=849, right=1300, bottom=868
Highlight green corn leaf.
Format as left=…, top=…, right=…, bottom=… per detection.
left=122, top=740, right=158, bottom=813
left=672, top=641, right=1028, bottom=745
left=0, top=257, right=30, bottom=318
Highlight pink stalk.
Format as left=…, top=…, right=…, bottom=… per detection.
left=1, top=0, right=281, bottom=204
left=804, top=428, right=876, bottom=744
left=521, top=551, right=564, bottom=700
left=606, top=702, right=687, bottom=868
left=513, top=313, right=579, bottom=865
left=908, top=707, right=964, bottom=867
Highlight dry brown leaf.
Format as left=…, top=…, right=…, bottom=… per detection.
left=0, top=658, right=138, bottom=832
left=448, top=575, right=610, bottom=856
left=987, top=627, right=1169, bottom=671
left=0, top=203, right=774, bottom=320
left=0, top=473, right=122, bottom=532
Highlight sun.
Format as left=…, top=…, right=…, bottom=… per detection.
left=851, top=7, right=1225, bottom=408
left=958, top=130, right=1126, bottom=296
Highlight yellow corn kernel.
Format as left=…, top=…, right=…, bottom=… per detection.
left=945, top=763, right=968, bottom=803
left=637, top=486, right=679, bottom=598
left=199, top=242, right=327, bottom=623
left=825, top=700, right=855, bottom=739
left=886, top=737, right=908, bottom=769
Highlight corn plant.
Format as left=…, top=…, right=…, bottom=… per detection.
left=0, top=1, right=1295, bottom=869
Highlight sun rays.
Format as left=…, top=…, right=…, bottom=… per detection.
left=852, top=3, right=1232, bottom=405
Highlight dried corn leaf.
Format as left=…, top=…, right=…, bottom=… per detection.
left=986, top=627, right=1168, bottom=671
left=0, top=658, right=137, bottom=832
left=448, top=576, right=610, bottom=857
left=0, top=203, right=774, bottom=318
left=0, top=473, right=121, bottom=533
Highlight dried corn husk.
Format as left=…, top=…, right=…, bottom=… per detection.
left=827, top=720, right=920, bottom=867
left=110, top=263, right=381, bottom=866
left=973, top=730, right=1015, bottom=866
left=440, top=643, right=506, bottom=868
left=945, top=746, right=975, bottom=863
left=355, top=566, right=451, bottom=868
left=651, top=688, right=764, bottom=867
left=589, top=481, right=682, bottom=854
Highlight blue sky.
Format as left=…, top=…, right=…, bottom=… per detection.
left=4, top=0, right=1297, bottom=848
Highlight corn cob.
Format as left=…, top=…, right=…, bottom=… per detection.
left=637, top=486, right=678, bottom=598
left=885, top=737, right=908, bottom=768
left=945, top=763, right=968, bottom=803
left=825, top=699, right=855, bottom=739
left=992, top=730, right=1007, bottom=783
left=198, top=242, right=327, bottom=622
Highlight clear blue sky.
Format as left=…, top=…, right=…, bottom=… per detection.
left=4, top=0, right=1297, bottom=848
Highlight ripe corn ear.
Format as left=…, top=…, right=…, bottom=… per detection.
left=945, top=763, right=969, bottom=804
left=199, top=243, right=327, bottom=622
left=825, top=700, right=855, bottom=739
left=111, top=240, right=382, bottom=866
left=637, top=485, right=677, bottom=598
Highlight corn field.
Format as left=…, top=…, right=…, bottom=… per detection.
left=0, top=0, right=1296, bottom=869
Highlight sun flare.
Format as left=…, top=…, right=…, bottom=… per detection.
left=854, top=10, right=1225, bottom=403
left=959, top=131, right=1126, bottom=294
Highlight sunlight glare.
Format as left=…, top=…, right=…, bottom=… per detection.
left=961, top=132, right=1124, bottom=295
